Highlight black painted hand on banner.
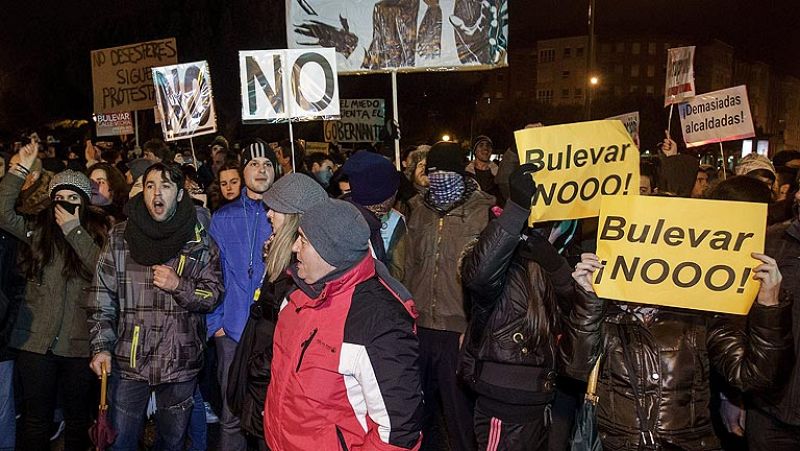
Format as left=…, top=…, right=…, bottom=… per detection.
left=295, top=16, right=358, bottom=58
left=509, top=163, right=537, bottom=209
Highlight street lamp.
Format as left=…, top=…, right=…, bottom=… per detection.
left=442, top=134, right=451, bottom=142
left=590, top=76, right=599, bottom=86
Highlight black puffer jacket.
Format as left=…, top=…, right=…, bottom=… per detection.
left=227, top=269, right=293, bottom=438
left=563, top=287, right=794, bottom=450
left=460, top=202, right=574, bottom=408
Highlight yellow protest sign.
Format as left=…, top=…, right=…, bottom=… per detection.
left=515, top=120, right=640, bottom=222
left=593, top=195, right=766, bottom=315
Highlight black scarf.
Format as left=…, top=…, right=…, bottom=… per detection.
left=124, top=192, right=197, bottom=266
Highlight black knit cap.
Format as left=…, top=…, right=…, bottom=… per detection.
left=241, top=139, right=278, bottom=169
left=426, top=141, right=466, bottom=174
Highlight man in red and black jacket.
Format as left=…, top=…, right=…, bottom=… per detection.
left=265, top=198, right=423, bottom=451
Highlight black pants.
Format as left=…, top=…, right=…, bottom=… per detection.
left=474, top=399, right=549, bottom=451
left=418, top=327, right=476, bottom=451
left=16, top=350, right=94, bottom=451
left=747, top=408, right=800, bottom=451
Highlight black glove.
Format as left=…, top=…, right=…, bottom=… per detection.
left=509, top=163, right=537, bottom=208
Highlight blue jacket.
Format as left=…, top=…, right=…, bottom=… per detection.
left=208, top=194, right=272, bottom=341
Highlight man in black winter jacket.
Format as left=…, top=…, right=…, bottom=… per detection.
left=745, top=187, right=800, bottom=450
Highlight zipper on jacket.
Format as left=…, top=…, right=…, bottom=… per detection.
left=49, top=282, right=70, bottom=351
left=431, top=217, right=444, bottom=323
left=336, top=425, right=349, bottom=451
left=130, top=325, right=141, bottom=369
left=296, top=328, right=318, bottom=372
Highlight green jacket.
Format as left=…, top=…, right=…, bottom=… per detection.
left=0, top=174, right=103, bottom=358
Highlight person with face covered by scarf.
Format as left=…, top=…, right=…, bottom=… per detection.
left=402, top=141, right=494, bottom=451
left=342, top=150, right=406, bottom=279
left=0, top=143, right=110, bottom=451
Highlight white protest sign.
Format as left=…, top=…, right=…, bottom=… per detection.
left=286, top=0, right=508, bottom=73
left=95, top=112, right=134, bottom=137
left=678, top=85, right=755, bottom=148
left=152, top=61, right=217, bottom=141
left=664, top=46, right=696, bottom=106
left=606, top=111, right=640, bottom=148
left=324, top=98, right=385, bottom=142
left=239, top=48, right=340, bottom=123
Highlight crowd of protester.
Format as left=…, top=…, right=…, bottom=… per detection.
left=0, top=128, right=797, bottom=451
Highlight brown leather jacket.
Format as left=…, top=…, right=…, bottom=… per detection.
left=562, top=288, right=793, bottom=450
left=402, top=182, right=494, bottom=333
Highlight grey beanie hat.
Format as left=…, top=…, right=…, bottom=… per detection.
left=300, top=199, right=370, bottom=268
left=263, top=173, right=329, bottom=214
left=48, top=169, right=92, bottom=201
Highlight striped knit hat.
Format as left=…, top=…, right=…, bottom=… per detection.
left=241, top=139, right=278, bottom=169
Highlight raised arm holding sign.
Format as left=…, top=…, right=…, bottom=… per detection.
left=514, top=120, right=640, bottom=222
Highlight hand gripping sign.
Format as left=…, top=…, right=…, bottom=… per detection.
left=515, top=120, right=640, bottom=223
left=152, top=61, right=217, bottom=141
left=240, top=48, right=340, bottom=123
left=593, top=195, right=766, bottom=315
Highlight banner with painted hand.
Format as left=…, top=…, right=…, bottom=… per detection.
left=515, top=120, right=640, bottom=222
left=678, top=85, right=755, bottom=148
left=594, top=195, right=766, bottom=315
left=152, top=61, right=217, bottom=141
left=606, top=111, right=640, bottom=148
left=664, top=46, right=695, bottom=106
left=240, top=48, right=340, bottom=123
left=95, top=112, right=134, bottom=137
left=324, top=99, right=385, bottom=142
left=286, top=0, right=508, bottom=73
left=91, top=38, right=178, bottom=114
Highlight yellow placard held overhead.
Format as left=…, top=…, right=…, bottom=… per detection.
left=593, top=195, right=766, bottom=315
left=515, top=120, right=640, bottom=223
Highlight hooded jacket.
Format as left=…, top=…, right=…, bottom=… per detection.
left=0, top=173, right=106, bottom=358
left=265, top=254, right=423, bottom=451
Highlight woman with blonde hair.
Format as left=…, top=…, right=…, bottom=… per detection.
left=227, top=173, right=329, bottom=450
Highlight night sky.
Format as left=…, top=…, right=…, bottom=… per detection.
left=1, top=0, right=797, bottom=141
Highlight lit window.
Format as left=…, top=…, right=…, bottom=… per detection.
left=648, top=42, right=657, bottom=55
left=632, top=43, right=641, bottom=54
left=647, top=65, right=655, bottom=77
left=631, top=64, right=640, bottom=77
left=646, top=85, right=655, bottom=95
